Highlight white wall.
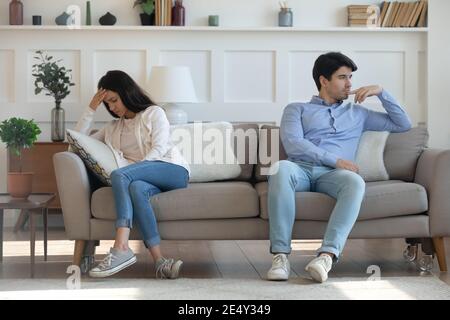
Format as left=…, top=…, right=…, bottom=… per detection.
left=428, top=0, right=450, bottom=148
left=0, top=28, right=426, bottom=122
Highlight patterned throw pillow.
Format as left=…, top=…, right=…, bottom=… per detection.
left=66, top=129, right=118, bottom=185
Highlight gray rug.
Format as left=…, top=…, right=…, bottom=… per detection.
left=1, top=276, right=450, bottom=300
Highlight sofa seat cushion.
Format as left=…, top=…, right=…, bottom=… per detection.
left=91, top=181, right=259, bottom=221
left=256, top=180, right=428, bottom=221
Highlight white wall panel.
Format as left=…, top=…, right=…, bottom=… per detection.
left=0, top=50, right=14, bottom=103
left=289, top=51, right=327, bottom=102
left=93, top=50, right=147, bottom=89
left=0, top=29, right=427, bottom=125
left=224, top=51, right=275, bottom=103
left=352, top=51, right=405, bottom=113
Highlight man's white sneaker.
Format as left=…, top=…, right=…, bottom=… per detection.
left=267, top=253, right=290, bottom=281
left=305, top=254, right=333, bottom=283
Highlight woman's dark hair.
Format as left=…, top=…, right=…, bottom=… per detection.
left=312, top=52, right=358, bottom=91
left=98, top=70, right=156, bottom=118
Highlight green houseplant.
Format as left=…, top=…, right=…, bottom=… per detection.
left=134, top=0, right=155, bottom=25
left=32, top=50, right=75, bottom=142
left=0, top=117, right=41, bottom=198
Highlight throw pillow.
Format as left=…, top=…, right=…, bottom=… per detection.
left=170, top=122, right=242, bottom=182
left=355, top=131, right=390, bottom=182
left=384, top=126, right=429, bottom=182
left=66, top=129, right=118, bottom=186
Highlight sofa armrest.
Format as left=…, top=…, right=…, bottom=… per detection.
left=414, top=148, right=450, bottom=236
left=53, top=151, right=91, bottom=239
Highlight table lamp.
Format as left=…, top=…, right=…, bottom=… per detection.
left=147, top=66, right=197, bottom=125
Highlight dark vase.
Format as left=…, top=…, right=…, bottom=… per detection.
left=172, top=0, right=185, bottom=26
left=86, top=1, right=92, bottom=26
left=9, top=0, right=23, bottom=25
left=99, top=12, right=117, bottom=26
left=51, top=102, right=65, bottom=142
left=140, top=13, right=155, bottom=26
left=32, top=15, right=42, bottom=25
left=55, top=11, right=71, bottom=25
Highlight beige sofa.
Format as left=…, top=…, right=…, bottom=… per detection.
left=54, top=124, right=450, bottom=273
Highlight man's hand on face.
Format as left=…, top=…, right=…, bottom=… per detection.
left=349, top=85, right=383, bottom=104
left=336, top=159, right=359, bottom=173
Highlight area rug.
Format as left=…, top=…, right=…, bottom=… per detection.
left=0, top=276, right=450, bottom=300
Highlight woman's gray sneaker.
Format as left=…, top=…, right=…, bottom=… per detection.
left=156, top=258, right=183, bottom=279
left=89, top=247, right=136, bottom=278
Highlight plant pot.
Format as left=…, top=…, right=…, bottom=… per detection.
left=7, top=172, right=33, bottom=198
left=140, top=13, right=154, bottom=26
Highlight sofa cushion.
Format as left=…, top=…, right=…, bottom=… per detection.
left=384, top=126, right=429, bottom=182
left=256, top=180, right=428, bottom=221
left=91, top=181, right=259, bottom=221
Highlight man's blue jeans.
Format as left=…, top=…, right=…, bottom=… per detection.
left=110, top=160, right=189, bottom=248
left=268, top=160, right=366, bottom=260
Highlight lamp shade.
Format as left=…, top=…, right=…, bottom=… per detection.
left=147, top=66, right=197, bottom=103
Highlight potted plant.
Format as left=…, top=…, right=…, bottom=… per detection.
left=0, top=117, right=41, bottom=198
left=134, top=0, right=155, bottom=25
left=32, top=50, right=75, bottom=142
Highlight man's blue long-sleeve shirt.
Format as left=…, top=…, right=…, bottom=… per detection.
left=280, top=90, right=412, bottom=168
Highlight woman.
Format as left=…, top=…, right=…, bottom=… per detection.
left=75, top=70, right=190, bottom=279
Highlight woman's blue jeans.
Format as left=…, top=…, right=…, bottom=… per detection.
left=268, top=160, right=366, bottom=260
left=110, top=160, right=189, bottom=248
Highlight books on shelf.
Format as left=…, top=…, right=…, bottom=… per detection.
left=155, top=0, right=173, bottom=26
left=348, top=1, right=427, bottom=28
left=347, top=4, right=380, bottom=27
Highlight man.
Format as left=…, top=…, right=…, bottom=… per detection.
left=266, top=52, right=411, bottom=283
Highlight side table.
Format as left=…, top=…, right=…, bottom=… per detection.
left=0, top=193, right=55, bottom=278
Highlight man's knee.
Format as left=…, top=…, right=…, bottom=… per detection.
left=342, top=171, right=365, bottom=191
left=269, top=160, right=296, bottom=180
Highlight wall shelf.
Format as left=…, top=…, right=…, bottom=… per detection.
left=0, top=25, right=429, bottom=32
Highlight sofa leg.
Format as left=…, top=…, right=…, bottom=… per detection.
left=73, top=240, right=86, bottom=266
left=432, top=237, right=448, bottom=272
left=83, top=240, right=98, bottom=256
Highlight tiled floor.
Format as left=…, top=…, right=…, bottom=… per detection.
left=1, top=227, right=449, bottom=285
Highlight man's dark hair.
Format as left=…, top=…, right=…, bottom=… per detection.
left=312, top=52, right=358, bottom=91
left=97, top=70, right=156, bottom=118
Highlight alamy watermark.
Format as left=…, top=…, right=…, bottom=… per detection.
left=66, top=265, right=81, bottom=289
left=366, top=265, right=381, bottom=281
left=170, top=123, right=281, bottom=176
left=60, top=5, right=81, bottom=29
